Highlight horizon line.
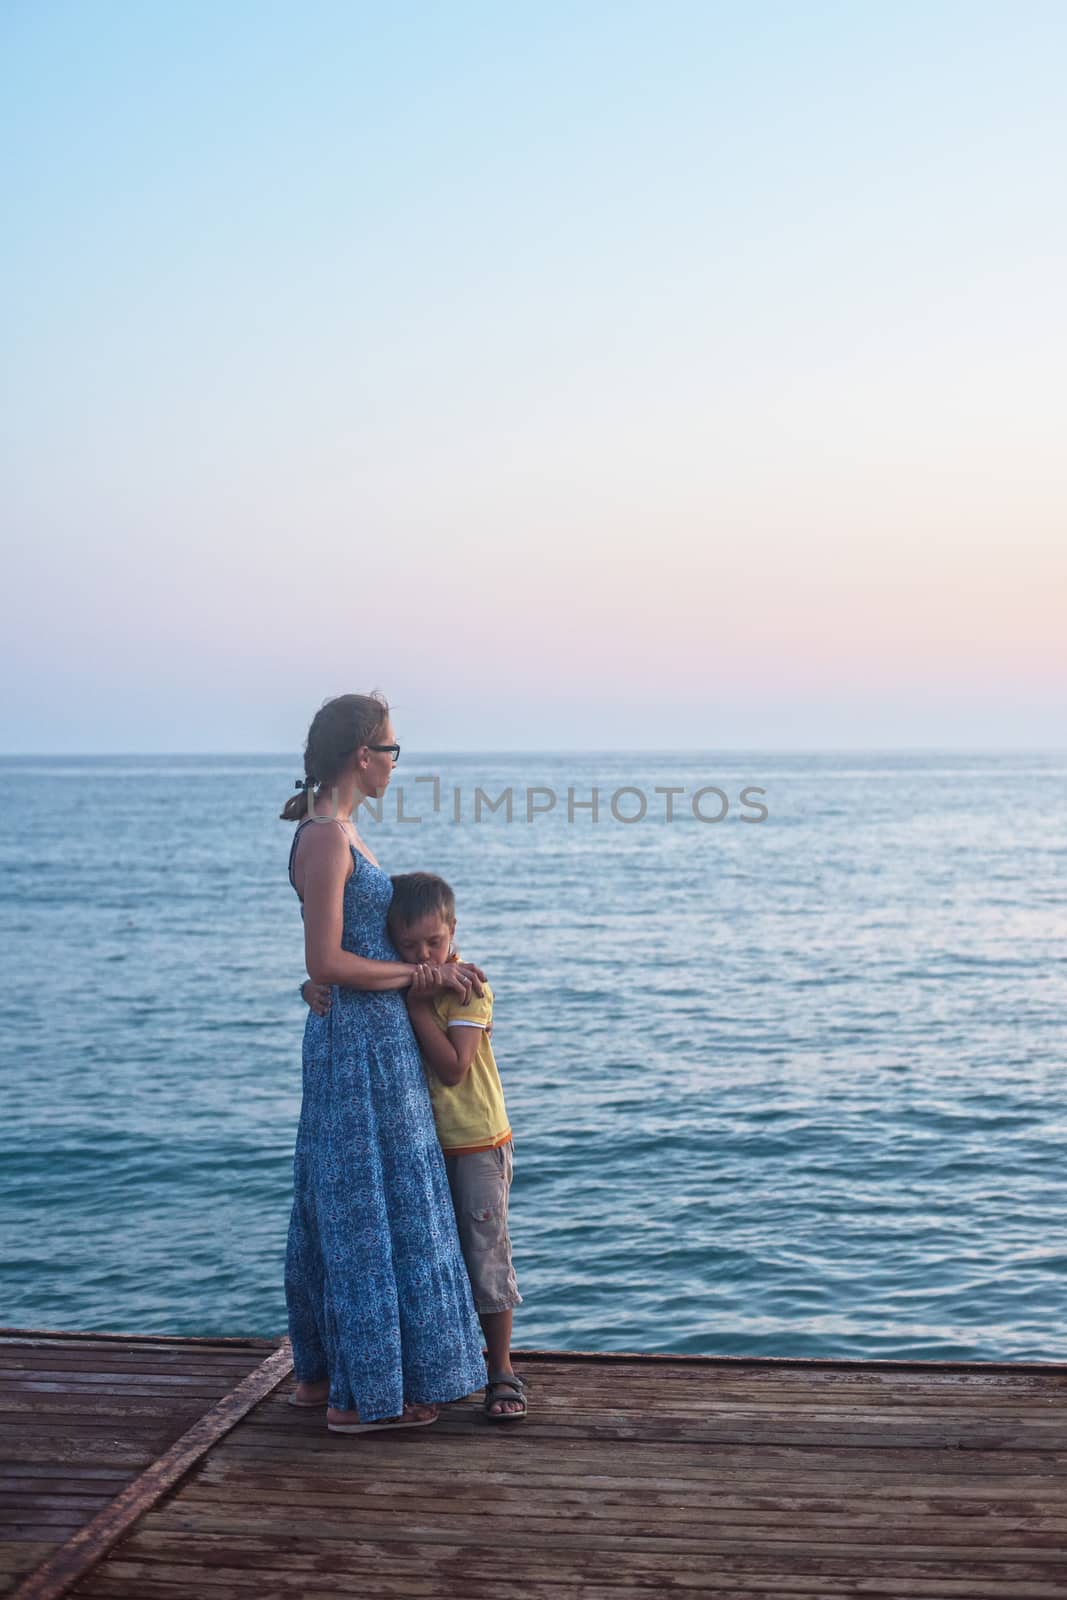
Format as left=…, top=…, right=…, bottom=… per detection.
left=1, top=746, right=1065, bottom=760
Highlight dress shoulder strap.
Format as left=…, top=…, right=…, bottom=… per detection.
left=287, top=819, right=312, bottom=891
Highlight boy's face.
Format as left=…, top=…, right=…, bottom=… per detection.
left=391, top=912, right=455, bottom=966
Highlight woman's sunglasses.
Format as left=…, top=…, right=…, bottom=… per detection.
left=368, top=744, right=401, bottom=764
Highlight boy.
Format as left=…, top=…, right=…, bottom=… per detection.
left=302, top=871, right=525, bottom=1421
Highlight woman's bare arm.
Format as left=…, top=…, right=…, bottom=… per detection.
left=296, top=822, right=415, bottom=990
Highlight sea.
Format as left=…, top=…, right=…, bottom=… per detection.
left=1, top=751, right=1065, bottom=1362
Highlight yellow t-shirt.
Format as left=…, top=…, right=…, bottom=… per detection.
left=425, top=980, right=511, bottom=1155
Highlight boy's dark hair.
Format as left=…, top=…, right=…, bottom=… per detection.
left=388, top=872, right=456, bottom=929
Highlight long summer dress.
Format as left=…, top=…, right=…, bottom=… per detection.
left=284, top=820, right=486, bottom=1420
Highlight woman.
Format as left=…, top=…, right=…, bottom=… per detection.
left=281, top=692, right=487, bottom=1432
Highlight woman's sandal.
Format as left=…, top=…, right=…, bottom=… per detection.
left=327, top=1403, right=439, bottom=1435
left=484, top=1373, right=527, bottom=1422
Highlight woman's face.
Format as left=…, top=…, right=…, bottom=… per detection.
left=360, top=718, right=398, bottom=799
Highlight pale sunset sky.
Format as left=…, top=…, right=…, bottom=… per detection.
left=2, top=1, right=1065, bottom=751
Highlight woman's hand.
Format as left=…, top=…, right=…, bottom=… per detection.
left=301, top=979, right=332, bottom=1017
left=407, top=962, right=484, bottom=1005
left=436, top=963, right=479, bottom=1005
left=452, top=961, right=486, bottom=998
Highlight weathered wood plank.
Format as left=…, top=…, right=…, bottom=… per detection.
left=0, top=1513, right=93, bottom=1533
left=4, top=1441, right=159, bottom=1470
left=171, top=1469, right=1067, bottom=1516
left=3, top=1422, right=205, bottom=1446
left=0, top=1333, right=274, bottom=1353
left=137, top=1499, right=1067, bottom=1563
left=6, top=1343, right=291, bottom=1600
left=0, top=1336, right=282, bottom=1600
left=235, top=1416, right=1067, bottom=1452
left=86, top=1530, right=1067, bottom=1594
left=166, top=1486, right=1067, bottom=1548
left=512, top=1356, right=1067, bottom=1382
left=193, top=1460, right=1067, bottom=1504
left=78, top=1568, right=1067, bottom=1600
left=0, top=1373, right=253, bottom=1393
left=0, top=1474, right=128, bottom=1491
left=0, top=1545, right=55, bottom=1574
left=510, top=1346, right=1067, bottom=1377
left=221, top=1429, right=1067, bottom=1477
left=0, top=1499, right=110, bottom=1520
left=256, top=1388, right=1067, bottom=1420
left=0, top=1351, right=263, bottom=1372
left=0, top=1365, right=261, bottom=1387
left=0, top=1396, right=240, bottom=1422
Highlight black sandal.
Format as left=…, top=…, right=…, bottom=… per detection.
left=484, top=1373, right=527, bottom=1422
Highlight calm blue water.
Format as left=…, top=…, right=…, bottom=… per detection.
left=2, top=752, right=1065, bottom=1361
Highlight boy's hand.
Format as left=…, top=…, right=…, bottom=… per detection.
left=407, top=963, right=440, bottom=1001
left=301, top=979, right=332, bottom=1016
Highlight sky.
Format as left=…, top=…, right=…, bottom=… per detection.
left=2, top=0, right=1065, bottom=752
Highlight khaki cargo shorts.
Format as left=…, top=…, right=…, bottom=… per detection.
left=443, top=1141, right=522, bottom=1315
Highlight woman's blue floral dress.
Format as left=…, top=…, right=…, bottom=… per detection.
left=285, top=821, right=486, bottom=1419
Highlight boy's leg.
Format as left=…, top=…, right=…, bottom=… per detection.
left=444, top=1145, right=523, bottom=1415
left=481, top=1306, right=513, bottom=1376
left=480, top=1307, right=522, bottom=1415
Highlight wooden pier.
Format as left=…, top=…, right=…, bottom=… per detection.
left=3, top=1330, right=1067, bottom=1599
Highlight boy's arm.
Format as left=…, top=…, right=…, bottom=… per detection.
left=406, top=996, right=484, bottom=1088
left=301, top=979, right=332, bottom=1016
